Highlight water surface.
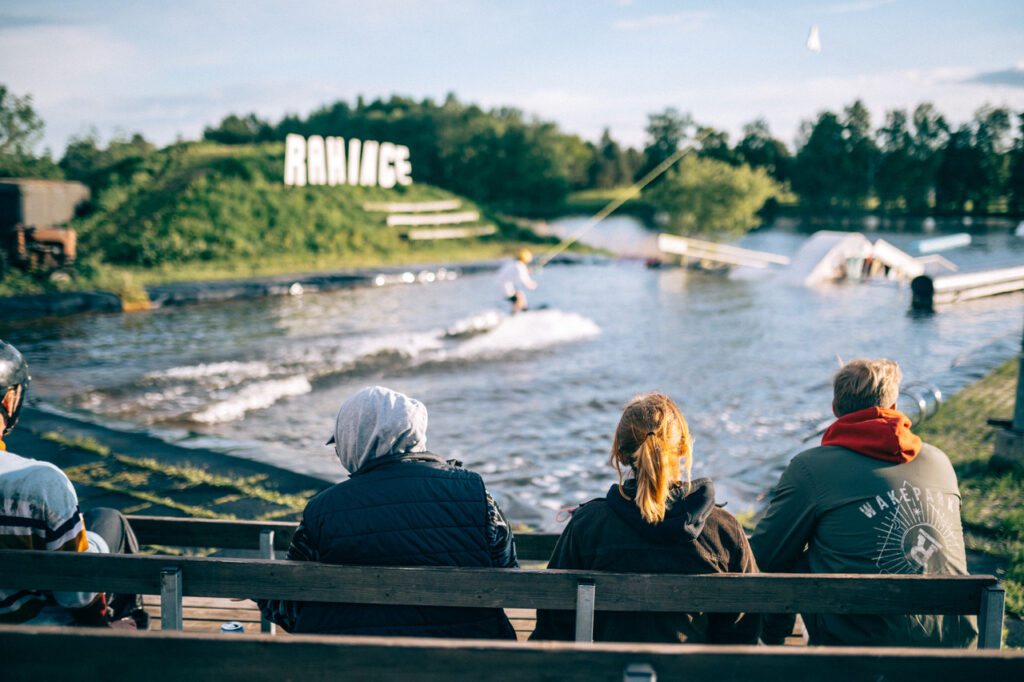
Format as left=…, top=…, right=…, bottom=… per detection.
left=6, top=218, right=1023, bottom=529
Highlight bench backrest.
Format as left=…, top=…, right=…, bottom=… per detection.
left=0, top=549, right=1004, bottom=648
left=2, top=626, right=1021, bottom=682
left=125, top=514, right=560, bottom=561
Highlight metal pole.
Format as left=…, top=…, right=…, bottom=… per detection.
left=160, top=566, right=183, bottom=631
left=260, top=530, right=276, bottom=634
left=574, top=581, right=596, bottom=642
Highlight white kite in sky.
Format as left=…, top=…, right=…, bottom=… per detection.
left=807, top=25, right=822, bottom=53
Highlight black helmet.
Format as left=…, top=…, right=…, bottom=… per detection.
left=0, top=340, right=30, bottom=436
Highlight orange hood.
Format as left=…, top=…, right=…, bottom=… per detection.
left=821, top=407, right=921, bottom=463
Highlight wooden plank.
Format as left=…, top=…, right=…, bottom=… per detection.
left=0, top=550, right=996, bottom=614
left=406, top=225, right=496, bottom=240
left=978, top=584, right=1006, bottom=649
left=363, top=200, right=462, bottom=213
left=126, top=516, right=559, bottom=561
left=3, top=628, right=1022, bottom=682
left=387, top=211, right=479, bottom=227
left=127, top=516, right=297, bottom=551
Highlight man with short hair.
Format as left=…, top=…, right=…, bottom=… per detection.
left=258, top=385, right=519, bottom=638
left=0, top=340, right=146, bottom=628
left=750, top=358, right=977, bottom=647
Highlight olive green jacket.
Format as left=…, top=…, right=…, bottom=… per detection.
left=750, top=442, right=977, bottom=647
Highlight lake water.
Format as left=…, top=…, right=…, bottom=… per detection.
left=4, top=216, right=1023, bottom=529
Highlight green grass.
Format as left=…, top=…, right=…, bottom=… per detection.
left=1, top=140, right=558, bottom=299
left=914, top=359, right=1024, bottom=615
left=43, top=432, right=314, bottom=521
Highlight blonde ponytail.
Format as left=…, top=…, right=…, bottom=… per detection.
left=611, top=393, right=691, bottom=524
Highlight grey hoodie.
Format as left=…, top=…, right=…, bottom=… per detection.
left=332, top=386, right=428, bottom=475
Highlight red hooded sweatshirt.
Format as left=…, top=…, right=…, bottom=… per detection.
left=820, top=407, right=922, bottom=463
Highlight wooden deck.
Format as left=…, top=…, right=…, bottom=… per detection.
left=143, top=595, right=538, bottom=640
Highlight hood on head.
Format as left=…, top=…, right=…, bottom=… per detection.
left=821, top=406, right=921, bottom=463
left=605, top=478, right=716, bottom=544
left=331, top=386, right=428, bottom=474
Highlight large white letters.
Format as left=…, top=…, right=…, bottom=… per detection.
left=284, top=134, right=307, bottom=186
left=283, top=135, right=413, bottom=188
left=378, top=142, right=397, bottom=189
left=359, top=141, right=379, bottom=186
left=325, top=137, right=346, bottom=185
left=306, top=136, right=327, bottom=185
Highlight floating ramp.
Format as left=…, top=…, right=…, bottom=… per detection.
left=932, top=265, right=1024, bottom=303
left=776, top=230, right=954, bottom=287
left=657, top=234, right=790, bottom=269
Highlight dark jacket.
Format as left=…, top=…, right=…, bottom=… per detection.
left=276, top=453, right=516, bottom=639
left=531, top=478, right=759, bottom=643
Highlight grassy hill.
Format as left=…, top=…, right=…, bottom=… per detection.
left=1, top=141, right=546, bottom=297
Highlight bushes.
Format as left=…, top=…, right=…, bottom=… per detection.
left=74, top=141, right=462, bottom=268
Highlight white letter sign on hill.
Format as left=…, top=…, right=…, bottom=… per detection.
left=284, top=134, right=307, bottom=186
left=284, top=135, right=412, bottom=187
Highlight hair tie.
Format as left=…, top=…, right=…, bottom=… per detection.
left=646, top=431, right=656, bottom=437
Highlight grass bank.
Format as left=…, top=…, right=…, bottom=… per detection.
left=914, top=358, right=1024, bottom=616
left=0, top=140, right=554, bottom=300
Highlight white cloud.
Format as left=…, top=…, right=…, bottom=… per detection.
left=827, top=0, right=897, bottom=14
left=613, top=11, right=712, bottom=32
left=0, top=25, right=140, bottom=108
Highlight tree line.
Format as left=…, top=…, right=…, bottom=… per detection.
left=3, top=83, right=1024, bottom=217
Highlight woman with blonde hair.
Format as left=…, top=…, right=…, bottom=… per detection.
left=531, top=392, right=759, bottom=643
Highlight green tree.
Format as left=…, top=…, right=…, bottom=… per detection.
left=694, top=125, right=737, bottom=165
left=588, top=128, right=630, bottom=189
left=842, top=100, right=878, bottom=206
left=973, top=105, right=1011, bottom=209
left=935, top=125, right=979, bottom=212
left=60, top=130, right=155, bottom=185
left=936, top=105, right=1010, bottom=212
left=0, top=84, right=61, bottom=178
left=638, top=107, right=693, bottom=181
left=1009, top=111, right=1024, bottom=214
left=876, top=109, right=913, bottom=211
left=791, top=100, right=878, bottom=210
left=735, top=118, right=792, bottom=183
left=907, top=103, right=948, bottom=212
left=203, top=113, right=274, bottom=144
left=792, top=111, right=847, bottom=210
left=643, top=154, right=781, bottom=239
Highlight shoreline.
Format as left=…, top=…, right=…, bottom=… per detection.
left=0, top=253, right=594, bottom=322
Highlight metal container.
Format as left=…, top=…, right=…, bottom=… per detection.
left=220, top=621, right=244, bottom=634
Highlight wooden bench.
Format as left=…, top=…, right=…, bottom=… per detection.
left=124, top=516, right=557, bottom=637
left=3, top=627, right=1022, bottom=681
left=124, top=515, right=560, bottom=562
left=0, top=549, right=1005, bottom=649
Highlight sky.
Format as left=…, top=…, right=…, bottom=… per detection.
left=2, top=0, right=1023, bottom=156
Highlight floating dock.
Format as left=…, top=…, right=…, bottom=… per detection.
left=931, top=265, right=1024, bottom=304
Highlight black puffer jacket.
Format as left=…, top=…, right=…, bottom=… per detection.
left=531, top=478, right=760, bottom=643
left=293, top=453, right=515, bottom=639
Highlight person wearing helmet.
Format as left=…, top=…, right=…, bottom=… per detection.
left=0, top=340, right=147, bottom=628
left=495, top=248, right=538, bottom=314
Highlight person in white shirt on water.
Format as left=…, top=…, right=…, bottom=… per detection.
left=495, top=249, right=538, bottom=314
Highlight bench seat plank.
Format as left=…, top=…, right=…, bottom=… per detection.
left=0, top=550, right=995, bottom=614
left=3, top=627, right=1021, bottom=682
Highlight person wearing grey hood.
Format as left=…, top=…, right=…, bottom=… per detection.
left=258, top=386, right=518, bottom=639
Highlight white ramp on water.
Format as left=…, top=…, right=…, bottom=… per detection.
left=776, top=231, right=873, bottom=286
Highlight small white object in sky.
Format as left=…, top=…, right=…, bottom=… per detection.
left=807, top=25, right=822, bottom=52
